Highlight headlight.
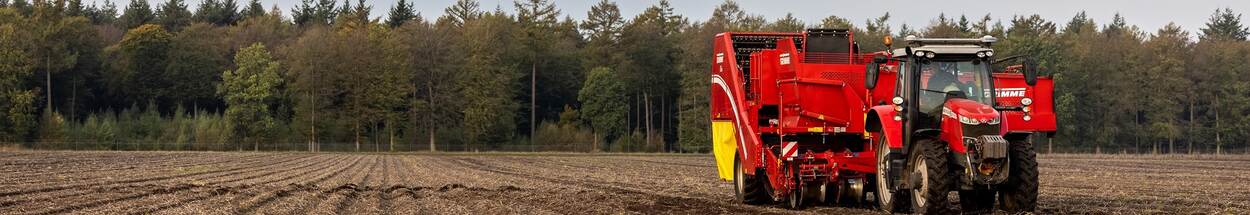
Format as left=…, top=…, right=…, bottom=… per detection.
left=959, top=115, right=980, bottom=125
left=925, top=51, right=935, bottom=58
left=984, top=51, right=994, bottom=57
left=913, top=51, right=925, bottom=58
left=1023, top=115, right=1032, bottom=121
left=892, top=97, right=904, bottom=105
left=1021, top=97, right=1033, bottom=106
left=986, top=117, right=1001, bottom=125
left=1023, top=106, right=1032, bottom=113
left=976, top=52, right=986, bottom=58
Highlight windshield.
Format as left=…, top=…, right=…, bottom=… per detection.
left=917, top=60, right=993, bottom=112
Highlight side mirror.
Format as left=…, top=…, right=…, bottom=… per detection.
left=865, top=60, right=881, bottom=89
left=1023, top=58, right=1038, bottom=86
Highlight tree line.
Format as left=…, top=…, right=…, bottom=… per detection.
left=1, top=0, right=1248, bottom=153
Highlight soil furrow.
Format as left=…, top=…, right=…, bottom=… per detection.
left=0, top=154, right=308, bottom=210
left=2, top=152, right=1247, bottom=214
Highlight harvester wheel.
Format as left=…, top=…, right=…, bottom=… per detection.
left=873, top=137, right=910, bottom=213
left=958, top=189, right=996, bottom=214
left=734, top=153, right=769, bottom=204
left=787, top=184, right=804, bottom=209
left=910, top=138, right=951, bottom=214
left=998, top=139, right=1038, bottom=212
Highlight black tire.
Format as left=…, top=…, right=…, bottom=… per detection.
left=734, top=153, right=769, bottom=204
left=910, top=138, right=951, bottom=215
left=998, top=139, right=1038, bottom=212
left=874, top=136, right=910, bottom=213
left=958, top=189, right=996, bottom=214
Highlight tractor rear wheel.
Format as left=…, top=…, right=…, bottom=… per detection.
left=734, top=153, right=769, bottom=204
left=874, top=136, right=910, bottom=213
left=958, top=189, right=996, bottom=214
left=910, top=138, right=952, bottom=214
left=998, top=139, right=1038, bottom=212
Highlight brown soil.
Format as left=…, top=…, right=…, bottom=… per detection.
left=0, top=151, right=1246, bottom=214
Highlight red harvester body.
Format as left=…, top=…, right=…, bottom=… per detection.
left=710, top=29, right=1055, bottom=212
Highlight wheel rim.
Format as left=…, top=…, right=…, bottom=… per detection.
left=876, top=138, right=892, bottom=207
left=911, top=154, right=929, bottom=208
left=790, top=187, right=801, bottom=208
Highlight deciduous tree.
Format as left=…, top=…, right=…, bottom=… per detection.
left=219, top=43, right=281, bottom=150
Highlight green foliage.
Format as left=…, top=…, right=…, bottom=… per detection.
left=818, top=15, right=852, bottom=29
left=194, top=0, right=240, bottom=26
left=579, top=67, right=627, bottom=142
left=155, top=0, right=192, bottom=31
left=83, top=0, right=117, bottom=25
left=531, top=121, right=596, bottom=151
left=458, top=11, right=520, bottom=149
left=1200, top=8, right=1249, bottom=41
left=922, top=13, right=969, bottom=37
left=579, top=0, right=624, bottom=69
left=37, top=109, right=67, bottom=144
left=115, top=24, right=173, bottom=105
left=10, top=0, right=30, bottom=15
left=240, top=0, right=265, bottom=20
left=219, top=43, right=281, bottom=149
left=440, top=0, right=479, bottom=27
left=118, top=0, right=151, bottom=29
left=385, top=0, right=416, bottom=27
left=166, top=23, right=228, bottom=108
left=766, top=13, right=803, bottom=32
left=0, top=12, right=37, bottom=142
left=6, top=1, right=1250, bottom=154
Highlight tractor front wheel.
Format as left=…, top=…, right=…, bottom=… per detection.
left=910, top=138, right=952, bottom=214
left=734, top=153, right=769, bottom=204
left=874, top=136, right=910, bottom=213
left=998, top=139, right=1038, bottom=212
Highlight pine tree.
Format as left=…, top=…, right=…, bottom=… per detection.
left=240, top=0, right=265, bottom=20
left=11, top=0, right=31, bottom=15
left=1141, top=23, right=1191, bottom=154
left=218, top=0, right=238, bottom=25
left=386, top=0, right=416, bottom=27
left=291, top=0, right=315, bottom=25
left=89, top=0, right=118, bottom=25
left=818, top=15, right=852, bottom=29
left=312, top=0, right=336, bottom=24
left=194, top=0, right=238, bottom=25
left=958, top=15, right=971, bottom=33
left=580, top=0, right=623, bottom=69
left=64, top=0, right=82, bottom=17
left=1199, top=8, right=1249, bottom=41
left=441, top=0, right=479, bottom=27
left=118, top=0, right=153, bottom=29
left=156, top=0, right=192, bottom=31
left=766, top=13, right=803, bottom=32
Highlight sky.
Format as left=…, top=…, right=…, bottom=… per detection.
left=95, top=0, right=1249, bottom=38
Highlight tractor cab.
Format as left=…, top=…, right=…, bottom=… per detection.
left=891, top=36, right=1001, bottom=130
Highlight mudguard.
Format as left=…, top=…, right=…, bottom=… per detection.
left=712, top=121, right=738, bottom=181
left=866, top=105, right=903, bottom=149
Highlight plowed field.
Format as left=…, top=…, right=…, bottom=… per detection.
left=1, top=152, right=1247, bottom=214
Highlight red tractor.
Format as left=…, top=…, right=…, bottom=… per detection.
left=709, top=29, right=1054, bottom=213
